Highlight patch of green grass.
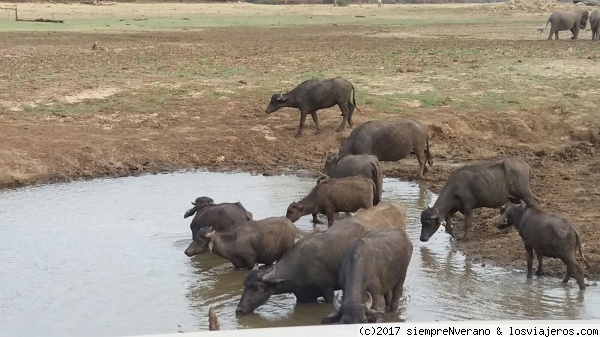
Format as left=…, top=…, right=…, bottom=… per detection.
left=0, top=3, right=522, bottom=32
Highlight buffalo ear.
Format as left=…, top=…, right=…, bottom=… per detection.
left=499, top=205, right=506, bottom=215
left=184, top=207, right=196, bottom=219
left=428, top=207, right=439, bottom=220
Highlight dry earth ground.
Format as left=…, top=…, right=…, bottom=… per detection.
left=1, top=2, right=599, bottom=280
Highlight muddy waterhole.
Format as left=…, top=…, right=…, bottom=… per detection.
left=0, top=171, right=598, bottom=337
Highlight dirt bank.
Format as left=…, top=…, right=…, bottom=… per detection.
left=1, top=4, right=599, bottom=282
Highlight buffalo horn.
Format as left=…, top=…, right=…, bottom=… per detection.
left=365, top=292, right=373, bottom=309
left=333, top=292, right=343, bottom=312
left=260, top=267, right=276, bottom=282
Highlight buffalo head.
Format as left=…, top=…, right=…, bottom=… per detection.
left=184, top=196, right=215, bottom=218
left=497, top=202, right=524, bottom=230
left=286, top=202, right=307, bottom=223
left=419, top=206, right=445, bottom=242
left=184, top=226, right=215, bottom=257
left=236, top=266, right=289, bottom=315
left=321, top=292, right=384, bottom=324
left=265, top=93, right=290, bottom=114
left=323, top=151, right=341, bottom=173
left=316, top=175, right=329, bottom=185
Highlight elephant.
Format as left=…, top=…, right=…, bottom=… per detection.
left=591, top=10, right=599, bottom=41
left=539, top=9, right=589, bottom=40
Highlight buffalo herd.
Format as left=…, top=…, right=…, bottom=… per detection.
left=183, top=76, right=590, bottom=325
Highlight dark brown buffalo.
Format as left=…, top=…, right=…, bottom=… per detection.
left=498, top=202, right=589, bottom=290
left=322, top=153, right=383, bottom=206
left=184, top=216, right=298, bottom=269
left=420, top=157, right=541, bottom=242
left=337, top=119, right=433, bottom=179
left=183, top=197, right=254, bottom=254
left=265, top=77, right=361, bottom=138
left=321, top=227, right=413, bottom=324
left=235, top=201, right=407, bottom=315
left=286, top=176, right=376, bottom=227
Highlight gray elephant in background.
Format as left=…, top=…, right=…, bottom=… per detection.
left=539, top=9, right=589, bottom=40
left=591, top=10, right=599, bottom=41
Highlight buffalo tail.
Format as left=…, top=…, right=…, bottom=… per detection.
left=426, top=135, right=433, bottom=167
left=538, top=20, right=550, bottom=33
left=352, top=85, right=363, bottom=113
left=575, top=230, right=597, bottom=275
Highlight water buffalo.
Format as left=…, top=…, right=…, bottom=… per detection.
left=591, top=10, right=599, bottom=41
left=321, top=227, right=413, bottom=324
left=183, top=196, right=253, bottom=239
left=498, top=202, right=588, bottom=290
left=286, top=176, right=376, bottom=227
left=419, top=157, right=541, bottom=242
left=337, top=119, right=433, bottom=179
left=265, top=77, right=361, bottom=138
left=184, top=216, right=298, bottom=269
left=235, top=201, right=407, bottom=315
left=539, top=9, right=589, bottom=40
left=322, top=153, right=383, bottom=206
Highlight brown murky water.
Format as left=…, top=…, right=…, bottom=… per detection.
left=0, top=170, right=598, bottom=337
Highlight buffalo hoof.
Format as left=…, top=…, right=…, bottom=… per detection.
left=536, top=270, right=544, bottom=276
left=294, top=132, right=302, bottom=138
left=314, top=129, right=321, bottom=135
left=335, top=127, right=344, bottom=133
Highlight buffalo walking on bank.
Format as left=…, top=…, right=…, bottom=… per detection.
left=265, top=77, right=361, bottom=138
left=337, top=119, right=433, bottom=179
left=419, top=157, right=542, bottom=242
left=498, top=202, right=589, bottom=290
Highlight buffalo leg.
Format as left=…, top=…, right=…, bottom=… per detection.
left=310, top=111, right=321, bottom=135
left=536, top=252, right=544, bottom=276
left=416, top=149, right=426, bottom=179
left=462, top=209, right=474, bottom=241
left=335, top=104, right=349, bottom=133
left=325, top=206, right=336, bottom=227
left=444, top=214, right=454, bottom=237
left=312, top=212, right=323, bottom=224
left=295, top=110, right=308, bottom=138
left=573, top=263, right=586, bottom=290
left=383, top=290, right=393, bottom=311
left=347, top=103, right=355, bottom=128
left=561, top=262, right=572, bottom=284
left=525, top=245, right=534, bottom=279
left=390, top=279, right=405, bottom=312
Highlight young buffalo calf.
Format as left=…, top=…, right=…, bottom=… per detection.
left=498, top=202, right=588, bottom=290
left=286, top=176, right=376, bottom=227
left=184, top=216, right=298, bottom=270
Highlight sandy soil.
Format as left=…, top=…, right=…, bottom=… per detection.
left=1, top=2, right=599, bottom=281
